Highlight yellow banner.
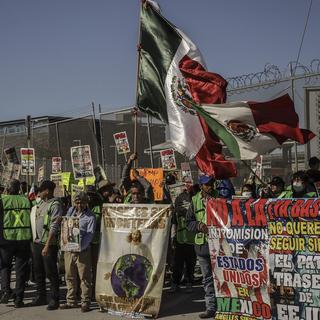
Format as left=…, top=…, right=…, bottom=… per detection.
left=130, top=168, right=164, bottom=201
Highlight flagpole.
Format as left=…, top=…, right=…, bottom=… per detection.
left=147, top=113, right=154, bottom=168
left=241, top=160, right=266, bottom=186
left=290, top=62, right=299, bottom=172
left=133, top=0, right=144, bottom=168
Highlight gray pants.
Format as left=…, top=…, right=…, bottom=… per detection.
left=198, top=255, right=216, bottom=312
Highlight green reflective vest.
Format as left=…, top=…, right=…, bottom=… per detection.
left=40, top=199, right=61, bottom=245
left=91, top=205, right=101, bottom=244
left=1, top=194, right=31, bottom=241
left=192, top=190, right=218, bottom=245
left=192, top=192, right=206, bottom=245
left=124, top=192, right=132, bottom=204
left=176, top=215, right=195, bottom=245
left=278, top=190, right=317, bottom=199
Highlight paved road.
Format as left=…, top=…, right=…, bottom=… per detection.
left=0, top=283, right=206, bottom=320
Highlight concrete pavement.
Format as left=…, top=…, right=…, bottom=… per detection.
left=0, top=283, right=206, bottom=319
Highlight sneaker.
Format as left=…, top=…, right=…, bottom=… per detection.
left=14, top=299, right=25, bottom=308
left=29, top=297, right=47, bottom=307
left=60, top=303, right=78, bottom=309
left=47, top=300, right=59, bottom=311
left=167, top=283, right=179, bottom=293
left=185, top=283, right=193, bottom=293
left=199, top=310, right=216, bottom=319
left=81, top=304, right=91, bottom=313
left=0, top=292, right=10, bottom=304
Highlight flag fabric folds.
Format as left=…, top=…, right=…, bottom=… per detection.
left=193, top=94, right=315, bottom=160
left=137, top=0, right=236, bottom=178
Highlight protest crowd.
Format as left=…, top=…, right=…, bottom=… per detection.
left=1, top=1, right=319, bottom=320
left=0, top=151, right=320, bottom=318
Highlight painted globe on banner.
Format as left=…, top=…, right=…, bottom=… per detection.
left=111, top=254, right=153, bottom=299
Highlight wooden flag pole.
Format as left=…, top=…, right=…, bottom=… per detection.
left=241, top=160, right=266, bottom=186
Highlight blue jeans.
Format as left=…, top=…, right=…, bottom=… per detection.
left=198, top=254, right=216, bottom=312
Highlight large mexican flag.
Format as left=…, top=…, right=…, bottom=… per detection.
left=137, top=0, right=236, bottom=178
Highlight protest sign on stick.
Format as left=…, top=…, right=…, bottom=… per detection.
left=52, top=157, right=62, bottom=173
left=20, top=148, right=35, bottom=176
left=0, top=163, right=20, bottom=186
left=4, top=147, right=19, bottom=164
left=168, top=183, right=186, bottom=203
left=181, top=162, right=193, bottom=185
left=70, top=145, right=94, bottom=180
left=160, top=149, right=177, bottom=171
left=37, top=166, right=44, bottom=183
left=113, top=131, right=130, bottom=155
left=50, top=173, right=65, bottom=197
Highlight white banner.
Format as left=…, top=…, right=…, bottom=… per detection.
left=96, top=204, right=171, bottom=317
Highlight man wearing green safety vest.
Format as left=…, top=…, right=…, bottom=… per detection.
left=169, top=188, right=196, bottom=293
left=0, top=179, right=31, bottom=308
left=278, top=171, right=317, bottom=199
left=29, top=180, right=63, bottom=310
left=186, top=175, right=218, bottom=319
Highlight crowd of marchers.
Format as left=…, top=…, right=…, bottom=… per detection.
left=0, top=154, right=320, bottom=319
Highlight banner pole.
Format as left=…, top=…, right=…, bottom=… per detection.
left=147, top=113, right=154, bottom=168
left=290, top=63, right=299, bottom=172
left=133, top=1, right=143, bottom=168
left=241, top=160, right=266, bottom=186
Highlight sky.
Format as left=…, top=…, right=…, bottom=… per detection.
left=0, top=0, right=319, bottom=121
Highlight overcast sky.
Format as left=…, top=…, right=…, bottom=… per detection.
left=0, top=0, right=319, bottom=121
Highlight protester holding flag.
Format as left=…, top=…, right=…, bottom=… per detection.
left=29, top=180, right=63, bottom=310
left=259, top=176, right=285, bottom=198
left=186, top=175, right=218, bottom=319
left=0, top=179, right=31, bottom=308
left=60, top=192, right=96, bottom=312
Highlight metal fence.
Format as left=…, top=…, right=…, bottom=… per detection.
left=0, top=60, right=319, bottom=190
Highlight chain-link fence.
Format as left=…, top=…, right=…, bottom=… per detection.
left=0, top=61, right=319, bottom=190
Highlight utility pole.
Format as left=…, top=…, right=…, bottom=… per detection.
left=98, top=104, right=105, bottom=169
left=92, top=102, right=100, bottom=165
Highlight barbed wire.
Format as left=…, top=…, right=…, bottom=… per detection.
left=226, top=59, right=320, bottom=95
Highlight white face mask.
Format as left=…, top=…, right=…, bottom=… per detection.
left=292, top=182, right=304, bottom=192
left=242, top=191, right=252, bottom=198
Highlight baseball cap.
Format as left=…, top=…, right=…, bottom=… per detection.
left=98, top=179, right=115, bottom=191
left=198, top=175, right=215, bottom=185
left=75, top=191, right=89, bottom=203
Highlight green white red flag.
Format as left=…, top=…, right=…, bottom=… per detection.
left=137, top=0, right=236, bottom=178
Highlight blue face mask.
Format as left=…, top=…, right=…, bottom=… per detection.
left=219, top=188, right=231, bottom=198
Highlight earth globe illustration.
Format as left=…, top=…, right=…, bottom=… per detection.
left=111, top=254, right=153, bottom=298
